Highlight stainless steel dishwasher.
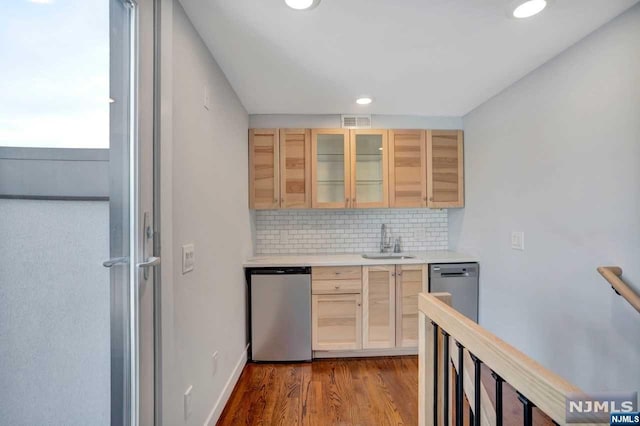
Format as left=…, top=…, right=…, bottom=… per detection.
left=429, top=263, right=479, bottom=322
left=247, top=267, right=312, bottom=362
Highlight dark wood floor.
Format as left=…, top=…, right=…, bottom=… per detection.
left=217, top=356, right=419, bottom=425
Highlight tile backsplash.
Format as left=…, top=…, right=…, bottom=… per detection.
left=254, top=209, right=448, bottom=255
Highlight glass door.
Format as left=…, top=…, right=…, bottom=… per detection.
left=311, top=129, right=350, bottom=208
left=110, top=0, right=157, bottom=424
left=0, top=0, right=157, bottom=424
left=350, top=129, right=389, bottom=208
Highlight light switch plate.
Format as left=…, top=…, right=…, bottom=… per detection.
left=511, top=232, right=525, bottom=250
left=182, top=244, right=195, bottom=274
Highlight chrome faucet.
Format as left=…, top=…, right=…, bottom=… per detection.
left=393, top=236, right=402, bottom=253
left=380, top=224, right=393, bottom=253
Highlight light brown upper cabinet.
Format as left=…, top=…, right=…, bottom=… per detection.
left=249, top=129, right=279, bottom=209
left=311, top=129, right=351, bottom=209
left=279, top=129, right=311, bottom=209
left=388, top=130, right=427, bottom=208
left=427, top=130, right=464, bottom=208
left=250, top=127, right=464, bottom=210
left=362, top=265, right=396, bottom=349
left=350, top=129, right=389, bottom=208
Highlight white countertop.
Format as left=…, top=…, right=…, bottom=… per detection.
left=243, top=251, right=478, bottom=267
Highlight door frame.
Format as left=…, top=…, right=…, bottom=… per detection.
left=109, top=0, right=159, bottom=424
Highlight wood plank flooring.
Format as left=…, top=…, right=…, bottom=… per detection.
left=217, top=356, right=419, bottom=426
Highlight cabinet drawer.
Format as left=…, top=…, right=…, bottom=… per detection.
left=312, top=266, right=362, bottom=280
left=312, top=279, right=361, bottom=295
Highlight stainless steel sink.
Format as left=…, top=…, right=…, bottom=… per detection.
left=361, top=253, right=416, bottom=260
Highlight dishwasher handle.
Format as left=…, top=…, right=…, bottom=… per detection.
left=247, top=267, right=311, bottom=275
left=441, top=272, right=470, bottom=277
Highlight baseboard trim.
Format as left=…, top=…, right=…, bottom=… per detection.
left=313, top=347, right=417, bottom=358
left=204, top=343, right=249, bottom=426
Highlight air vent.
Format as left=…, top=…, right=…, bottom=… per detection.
left=341, top=115, right=371, bottom=129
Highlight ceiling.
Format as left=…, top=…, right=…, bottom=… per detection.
left=179, top=0, right=639, bottom=116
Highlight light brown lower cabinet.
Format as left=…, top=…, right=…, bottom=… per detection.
left=311, top=263, right=425, bottom=354
left=362, top=265, right=396, bottom=349
left=395, top=264, right=426, bottom=348
left=312, top=293, right=362, bottom=351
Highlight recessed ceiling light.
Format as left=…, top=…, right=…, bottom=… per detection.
left=356, top=97, right=373, bottom=105
left=285, top=0, right=320, bottom=10
left=511, top=0, right=547, bottom=18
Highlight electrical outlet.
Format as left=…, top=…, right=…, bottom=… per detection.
left=212, top=351, right=219, bottom=376
left=184, top=385, right=193, bottom=419
left=203, top=85, right=211, bottom=110
left=182, top=244, right=195, bottom=274
left=511, top=232, right=525, bottom=251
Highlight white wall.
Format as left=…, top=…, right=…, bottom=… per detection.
left=450, top=5, right=640, bottom=392
left=0, top=199, right=110, bottom=426
left=161, top=2, right=253, bottom=425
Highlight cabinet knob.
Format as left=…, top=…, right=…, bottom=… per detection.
left=429, top=197, right=433, bottom=202
left=335, top=285, right=340, bottom=290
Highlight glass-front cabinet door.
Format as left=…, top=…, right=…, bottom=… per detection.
left=312, top=129, right=350, bottom=208
left=350, top=129, right=389, bottom=208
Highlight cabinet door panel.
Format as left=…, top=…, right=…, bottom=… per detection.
left=312, top=129, right=350, bottom=208
left=363, top=265, right=395, bottom=349
left=350, top=130, right=389, bottom=208
left=249, top=129, right=279, bottom=209
left=389, top=130, right=427, bottom=208
left=312, top=294, right=362, bottom=351
left=396, top=264, right=426, bottom=348
left=427, top=130, right=464, bottom=208
left=280, top=129, right=311, bottom=209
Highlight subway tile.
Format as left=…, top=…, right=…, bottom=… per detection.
left=254, top=209, right=448, bottom=254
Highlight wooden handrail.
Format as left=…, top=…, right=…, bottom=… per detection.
left=597, top=266, right=640, bottom=313
left=418, top=292, right=596, bottom=426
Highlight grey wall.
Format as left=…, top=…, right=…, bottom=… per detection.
left=450, top=5, right=640, bottom=392
left=0, top=148, right=109, bottom=199
left=163, top=2, right=253, bottom=425
left=0, top=199, right=110, bottom=426
left=249, top=114, right=462, bottom=129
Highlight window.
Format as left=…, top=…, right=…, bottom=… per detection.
left=0, top=0, right=109, bottom=148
